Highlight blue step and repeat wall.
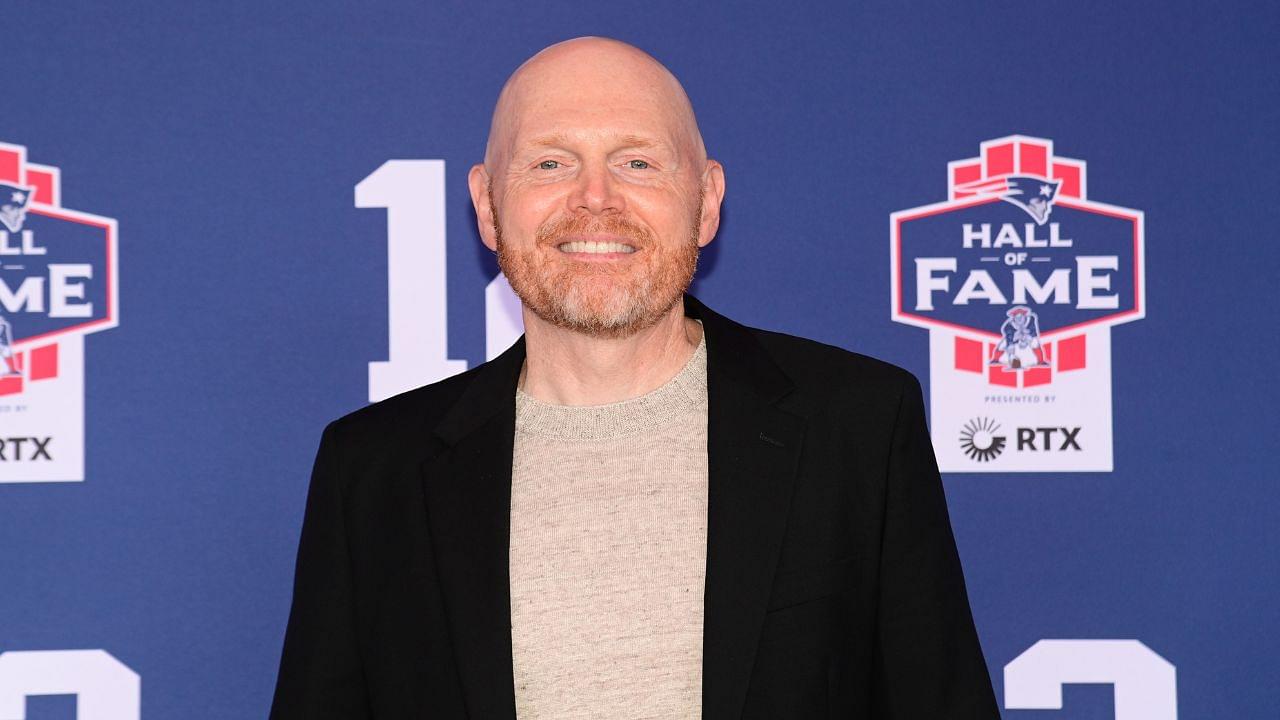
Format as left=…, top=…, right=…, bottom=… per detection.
left=3, top=1, right=1277, bottom=717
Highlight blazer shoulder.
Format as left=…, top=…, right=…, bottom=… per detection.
left=320, top=362, right=487, bottom=449
left=748, top=326, right=920, bottom=404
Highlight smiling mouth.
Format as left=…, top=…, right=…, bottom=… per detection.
left=557, top=241, right=637, bottom=254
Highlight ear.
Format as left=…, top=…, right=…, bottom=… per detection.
left=697, top=159, right=726, bottom=248
left=468, top=163, right=498, bottom=252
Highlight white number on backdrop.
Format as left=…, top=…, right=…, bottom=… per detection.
left=0, top=650, right=139, bottom=719
left=357, top=161, right=522, bottom=403
left=357, top=161, right=467, bottom=402
left=1005, top=639, right=1177, bottom=719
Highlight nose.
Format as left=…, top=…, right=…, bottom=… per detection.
left=568, top=161, right=624, bottom=216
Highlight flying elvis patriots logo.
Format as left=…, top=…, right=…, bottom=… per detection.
left=954, top=175, right=1061, bottom=225
left=0, top=140, right=119, bottom=483
left=0, top=183, right=33, bottom=233
left=890, top=136, right=1145, bottom=473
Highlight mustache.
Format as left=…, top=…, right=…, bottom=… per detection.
left=535, top=213, right=654, bottom=248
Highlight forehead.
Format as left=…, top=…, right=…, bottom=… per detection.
left=499, top=59, right=693, bottom=153
left=512, top=90, right=681, bottom=147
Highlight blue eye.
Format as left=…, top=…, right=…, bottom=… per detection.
left=538, top=160, right=560, bottom=170
left=628, top=160, right=650, bottom=169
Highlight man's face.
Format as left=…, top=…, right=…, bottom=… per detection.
left=471, top=42, right=721, bottom=338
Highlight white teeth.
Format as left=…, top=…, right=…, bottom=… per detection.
left=557, top=241, right=636, bottom=254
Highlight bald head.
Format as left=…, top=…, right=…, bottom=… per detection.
left=466, top=36, right=726, bottom=341
left=483, top=37, right=707, bottom=174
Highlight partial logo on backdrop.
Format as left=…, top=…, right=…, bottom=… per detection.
left=891, top=136, right=1145, bottom=472
left=0, top=141, right=119, bottom=483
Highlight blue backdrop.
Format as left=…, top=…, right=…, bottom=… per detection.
left=3, top=1, right=1277, bottom=717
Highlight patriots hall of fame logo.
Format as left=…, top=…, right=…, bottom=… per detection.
left=0, top=141, right=119, bottom=483
left=891, top=136, right=1145, bottom=472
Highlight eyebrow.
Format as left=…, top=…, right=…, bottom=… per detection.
left=617, top=134, right=660, bottom=149
left=528, top=133, right=570, bottom=148
left=525, top=133, right=667, bottom=151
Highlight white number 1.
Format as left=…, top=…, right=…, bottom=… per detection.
left=357, top=161, right=522, bottom=403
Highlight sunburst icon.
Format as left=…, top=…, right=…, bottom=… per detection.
left=959, top=417, right=1006, bottom=462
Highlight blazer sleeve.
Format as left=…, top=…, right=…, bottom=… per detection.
left=269, top=421, right=371, bottom=719
left=871, top=373, right=1000, bottom=718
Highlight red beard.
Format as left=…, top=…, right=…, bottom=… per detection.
left=492, top=190, right=701, bottom=338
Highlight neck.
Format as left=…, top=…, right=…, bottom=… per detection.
left=519, top=301, right=703, bottom=405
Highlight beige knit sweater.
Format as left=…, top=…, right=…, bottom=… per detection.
left=509, top=332, right=709, bottom=719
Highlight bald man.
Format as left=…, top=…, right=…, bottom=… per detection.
left=271, top=37, right=999, bottom=719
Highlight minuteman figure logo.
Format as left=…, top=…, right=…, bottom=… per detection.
left=991, top=305, right=1048, bottom=370
left=0, top=314, right=20, bottom=376
left=0, top=141, right=119, bottom=483
left=891, top=136, right=1145, bottom=472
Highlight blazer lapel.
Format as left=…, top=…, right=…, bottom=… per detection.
left=686, top=295, right=806, bottom=720
left=421, top=338, right=525, bottom=720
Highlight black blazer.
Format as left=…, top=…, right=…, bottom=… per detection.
left=270, top=294, right=999, bottom=719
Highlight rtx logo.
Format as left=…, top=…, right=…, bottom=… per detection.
left=960, top=417, right=1006, bottom=462
left=960, top=418, right=1083, bottom=464
left=1017, top=427, right=1082, bottom=452
left=0, top=436, right=53, bottom=461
